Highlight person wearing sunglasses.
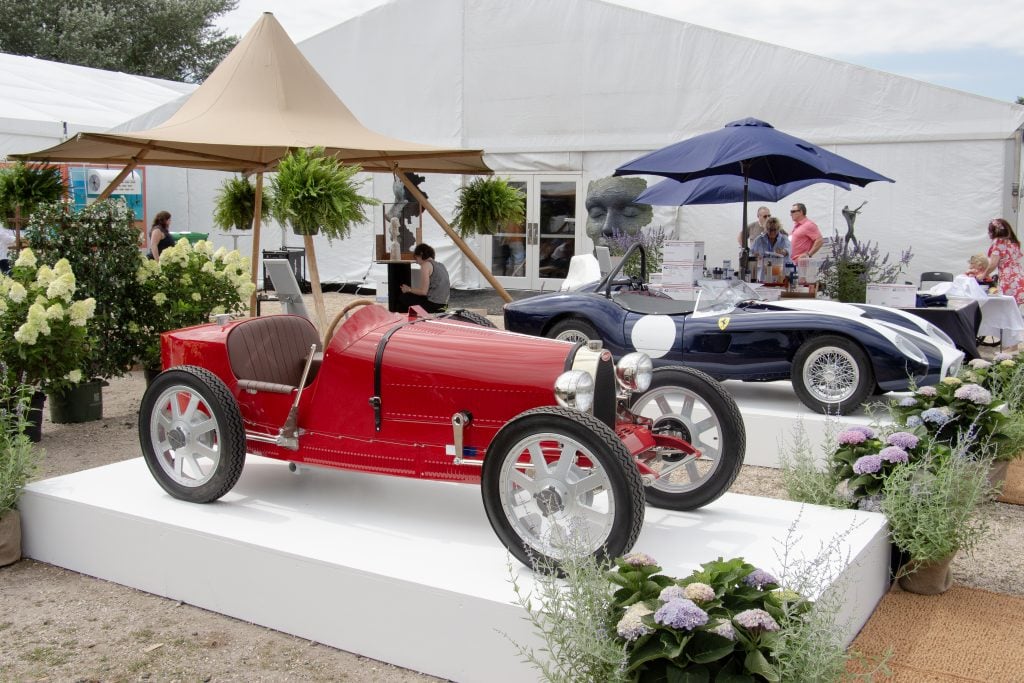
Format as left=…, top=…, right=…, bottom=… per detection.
left=983, top=218, right=1024, bottom=306
left=789, top=203, right=822, bottom=261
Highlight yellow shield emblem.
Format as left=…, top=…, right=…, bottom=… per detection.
left=717, top=316, right=730, bottom=331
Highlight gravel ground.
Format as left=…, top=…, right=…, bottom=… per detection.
left=2, top=291, right=1021, bottom=681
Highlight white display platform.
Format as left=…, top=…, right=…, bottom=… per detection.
left=723, top=380, right=895, bottom=469
left=21, top=457, right=889, bottom=682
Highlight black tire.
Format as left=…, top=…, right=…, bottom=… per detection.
left=444, top=309, right=496, bottom=328
left=139, top=366, right=246, bottom=503
left=481, top=406, right=645, bottom=569
left=546, top=317, right=599, bottom=344
left=791, top=335, right=874, bottom=415
left=629, top=366, right=745, bottom=510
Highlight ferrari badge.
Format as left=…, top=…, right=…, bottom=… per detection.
left=717, top=316, right=730, bottom=331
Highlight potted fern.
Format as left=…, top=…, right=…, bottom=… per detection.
left=450, top=176, right=525, bottom=237
left=0, top=162, right=66, bottom=240
left=213, top=175, right=271, bottom=232
left=270, top=147, right=377, bottom=239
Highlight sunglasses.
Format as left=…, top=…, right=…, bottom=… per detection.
left=789, top=209, right=800, bottom=214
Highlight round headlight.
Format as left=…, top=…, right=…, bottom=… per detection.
left=616, top=352, right=653, bottom=392
left=554, top=370, right=595, bottom=413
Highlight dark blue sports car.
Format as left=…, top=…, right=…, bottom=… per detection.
left=503, top=245, right=963, bottom=414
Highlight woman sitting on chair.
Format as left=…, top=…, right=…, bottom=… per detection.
left=399, top=243, right=450, bottom=313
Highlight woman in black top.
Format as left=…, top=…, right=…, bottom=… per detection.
left=148, top=211, right=174, bottom=260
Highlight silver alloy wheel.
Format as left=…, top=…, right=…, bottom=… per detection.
left=497, top=431, right=615, bottom=559
left=630, top=385, right=723, bottom=493
left=554, top=328, right=591, bottom=344
left=802, top=346, right=860, bottom=403
left=148, top=383, right=223, bottom=488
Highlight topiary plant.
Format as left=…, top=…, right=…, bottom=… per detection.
left=212, top=175, right=270, bottom=231
left=270, top=147, right=377, bottom=239
left=450, top=176, right=525, bottom=237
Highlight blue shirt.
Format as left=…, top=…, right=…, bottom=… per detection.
left=751, top=232, right=792, bottom=265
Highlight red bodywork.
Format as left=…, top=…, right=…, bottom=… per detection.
left=161, top=306, right=656, bottom=484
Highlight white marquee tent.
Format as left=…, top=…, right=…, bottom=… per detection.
left=7, top=0, right=1024, bottom=289
left=0, top=53, right=195, bottom=158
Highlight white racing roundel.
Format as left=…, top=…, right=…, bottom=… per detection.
left=629, top=315, right=676, bottom=358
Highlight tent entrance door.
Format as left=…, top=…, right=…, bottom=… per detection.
left=487, top=175, right=582, bottom=291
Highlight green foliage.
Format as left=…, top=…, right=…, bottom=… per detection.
left=606, top=226, right=666, bottom=280
left=507, top=547, right=628, bottom=683
left=450, top=176, right=526, bottom=237
left=779, top=420, right=847, bottom=507
left=818, top=237, right=913, bottom=303
left=0, top=163, right=65, bottom=228
left=213, top=175, right=270, bottom=231
left=26, top=200, right=149, bottom=380
left=0, top=0, right=239, bottom=83
left=271, top=147, right=378, bottom=240
left=0, top=375, right=40, bottom=514
left=882, top=448, right=992, bottom=568
left=608, top=554, right=801, bottom=682
left=136, top=239, right=255, bottom=368
left=830, top=426, right=936, bottom=502
left=963, top=353, right=1024, bottom=414
left=0, top=249, right=96, bottom=393
left=890, top=378, right=1007, bottom=457
left=511, top=532, right=884, bottom=683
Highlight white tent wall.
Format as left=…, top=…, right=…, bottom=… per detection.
left=12, top=0, right=1023, bottom=289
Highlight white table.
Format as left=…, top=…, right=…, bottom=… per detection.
left=976, top=294, right=1024, bottom=346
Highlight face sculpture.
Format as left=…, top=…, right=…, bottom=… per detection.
left=585, top=177, right=653, bottom=246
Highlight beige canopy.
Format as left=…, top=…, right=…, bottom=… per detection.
left=13, top=13, right=489, bottom=175
left=13, top=13, right=509, bottom=329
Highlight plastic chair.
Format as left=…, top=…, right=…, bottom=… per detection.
left=919, top=271, right=954, bottom=289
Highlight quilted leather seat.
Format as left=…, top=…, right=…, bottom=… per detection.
left=226, top=316, right=321, bottom=394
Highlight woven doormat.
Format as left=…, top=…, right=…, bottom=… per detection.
left=849, top=584, right=1024, bottom=681
left=996, top=459, right=1024, bottom=505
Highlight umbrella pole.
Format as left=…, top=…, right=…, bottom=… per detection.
left=248, top=172, right=264, bottom=316
left=395, top=166, right=513, bottom=304
left=740, top=163, right=751, bottom=279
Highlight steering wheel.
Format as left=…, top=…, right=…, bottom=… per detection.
left=596, top=242, right=648, bottom=297
left=325, top=299, right=378, bottom=345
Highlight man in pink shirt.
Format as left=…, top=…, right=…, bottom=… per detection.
left=790, top=203, right=823, bottom=260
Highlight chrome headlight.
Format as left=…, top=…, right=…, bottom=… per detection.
left=554, top=370, right=595, bottom=412
left=616, top=352, right=653, bottom=392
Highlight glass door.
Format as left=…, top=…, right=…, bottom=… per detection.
left=487, top=175, right=582, bottom=290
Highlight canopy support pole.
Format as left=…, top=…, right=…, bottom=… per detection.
left=303, top=233, right=327, bottom=337
left=248, top=172, right=264, bottom=315
left=395, top=166, right=513, bottom=304
left=96, top=149, right=149, bottom=201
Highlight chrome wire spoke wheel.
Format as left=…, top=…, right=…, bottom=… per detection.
left=631, top=385, right=723, bottom=493
left=497, top=432, right=614, bottom=559
left=554, top=329, right=591, bottom=344
left=148, top=383, right=222, bottom=488
left=803, top=346, right=859, bottom=403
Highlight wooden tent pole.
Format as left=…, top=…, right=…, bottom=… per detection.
left=303, top=233, right=327, bottom=337
left=248, top=171, right=264, bottom=315
left=395, top=167, right=513, bottom=304
left=96, top=149, right=149, bottom=201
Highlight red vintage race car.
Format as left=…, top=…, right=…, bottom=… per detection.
left=139, top=301, right=745, bottom=568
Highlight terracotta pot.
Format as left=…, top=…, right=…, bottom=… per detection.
left=988, top=460, right=1010, bottom=494
left=898, top=553, right=956, bottom=595
left=0, top=509, right=22, bottom=567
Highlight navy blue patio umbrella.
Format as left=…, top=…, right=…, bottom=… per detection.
left=635, top=175, right=850, bottom=206
left=615, top=117, right=893, bottom=275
